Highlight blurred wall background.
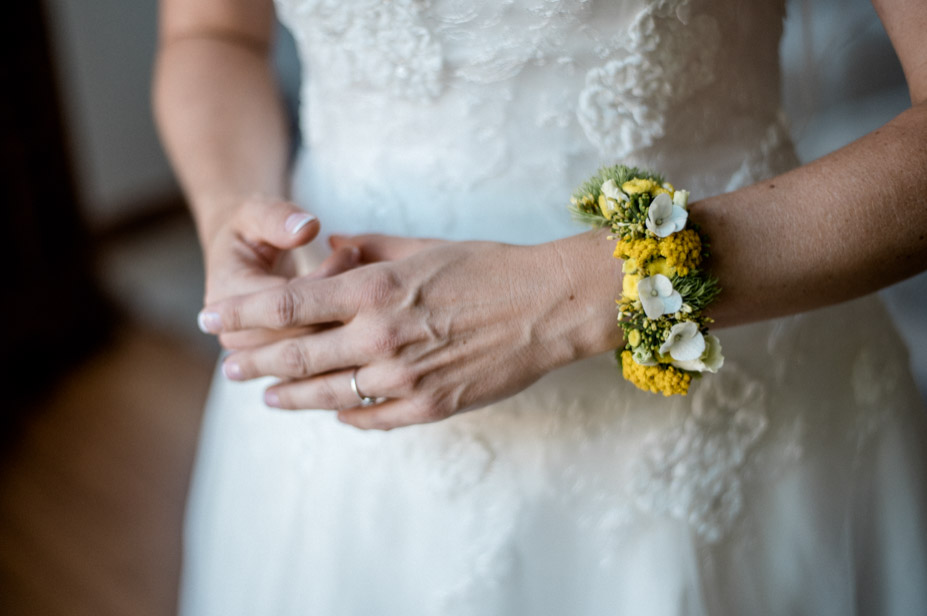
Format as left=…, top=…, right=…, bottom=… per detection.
left=44, top=0, right=178, bottom=230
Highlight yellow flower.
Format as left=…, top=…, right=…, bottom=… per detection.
left=616, top=238, right=659, bottom=265
left=622, top=178, right=658, bottom=195
left=621, top=351, right=692, bottom=396
left=651, top=186, right=671, bottom=197
left=622, top=273, right=641, bottom=301
left=620, top=256, right=638, bottom=273
left=597, top=194, right=613, bottom=219
left=628, top=329, right=641, bottom=347
left=659, top=229, right=702, bottom=277
left=645, top=257, right=676, bottom=278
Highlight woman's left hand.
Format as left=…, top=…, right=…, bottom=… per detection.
left=198, top=233, right=620, bottom=430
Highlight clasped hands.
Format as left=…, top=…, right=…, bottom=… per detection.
left=197, top=197, right=589, bottom=430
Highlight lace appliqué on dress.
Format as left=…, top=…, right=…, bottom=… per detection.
left=285, top=0, right=444, bottom=100
left=577, top=0, right=721, bottom=158
left=724, top=111, right=800, bottom=191
left=401, top=426, right=521, bottom=616
left=632, top=364, right=768, bottom=543
left=851, top=344, right=903, bottom=461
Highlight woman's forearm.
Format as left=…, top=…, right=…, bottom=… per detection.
left=693, top=101, right=927, bottom=328
left=153, top=5, right=289, bottom=248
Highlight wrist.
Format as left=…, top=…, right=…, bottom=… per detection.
left=525, top=230, right=625, bottom=368
left=192, top=191, right=283, bottom=253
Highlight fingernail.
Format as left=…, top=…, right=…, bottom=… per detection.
left=348, top=246, right=361, bottom=262
left=197, top=311, right=222, bottom=334
left=264, top=390, right=281, bottom=408
left=285, top=212, right=316, bottom=235
left=223, top=361, right=243, bottom=380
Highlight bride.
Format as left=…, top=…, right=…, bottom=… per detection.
left=155, top=0, right=927, bottom=613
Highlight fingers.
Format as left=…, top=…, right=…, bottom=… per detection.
left=200, top=259, right=405, bottom=334
left=238, top=197, right=320, bottom=251
left=330, top=234, right=444, bottom=263
left=217, top=326, right=315, bottom=351
left=262, top=368, right=378, bottom=411
left=212, top=247, right=361, bottom=348
left=198, top=274, right=355, bottom=333
left=261, top=368, right=446, bottom=431
left=337, top=399, right=448, bottom=430
left=222, top=327, right=363, bottom=381
left=305, top=245, right=361, bottom=280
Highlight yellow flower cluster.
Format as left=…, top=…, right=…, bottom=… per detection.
left=614, top=237, right=659, bottom=264
left=622, top=178, right=657, bottom=194
left=620, top=351, right=692, bottom=396
left=659, top=229, right=703, bottom=277
left=622, top=179, right=672, bottom=197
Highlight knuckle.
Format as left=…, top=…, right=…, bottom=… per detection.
left=390, top=366, right=420, bottom=392
left=366, top=323, right=404, bottom=357
left=361, top=268, right=401, bottom=308
left=317, top=378, right=343, bottom=410
left=270, top=285, right=300, bottom=328
left=415, top=398, right=449, bottom=423
left=280, top=341, right=310, bottom=376
left=224, top=304, right=243, bottom=332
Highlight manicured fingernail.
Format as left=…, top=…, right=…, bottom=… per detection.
left=223, top=361, right=243, bottom=380
left=264, top=390, right=281, bottom=408
left=285, top=212, right=316, bottom=235
left=197, top=311, right=222, bottom=334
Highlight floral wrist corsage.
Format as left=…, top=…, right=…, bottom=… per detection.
left=570, top=165, right=723, bottom=396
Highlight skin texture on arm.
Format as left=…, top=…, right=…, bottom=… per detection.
left=154, top=0, right=288, bottom=244
left=197, top=0, right=927, bottom=429
left=694, top=103, right=927, bottom=327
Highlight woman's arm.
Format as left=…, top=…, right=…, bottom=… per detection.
left=700, top=0, right=927, bottom=327
left=154, top=0, right=357, bottom=347
left=154, top=0, right=289, bottom=243
left=196, top=0, right=927, bottom=429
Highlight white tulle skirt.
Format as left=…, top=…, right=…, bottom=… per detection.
left=179, top=293, right=927, bottom=615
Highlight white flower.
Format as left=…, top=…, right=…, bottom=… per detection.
left=637, top=274, right=683, bottom=319
left=600, top=179, right=628, bottom=217
left=673, top=189, right=690, bottom=210
left=659, top=321, right=706, bottom=361
left=670, top=334, right=724, bottom=373
left=646, top=192, right=688, bottom=237
left=633, top=346, right=658, bottom=366
left=602, top=179, right=628, bottom=203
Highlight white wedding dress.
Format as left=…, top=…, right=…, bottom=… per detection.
left=180, top=1, right=927, bottom=614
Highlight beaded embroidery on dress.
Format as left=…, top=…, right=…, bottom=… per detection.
left=180, top=1, right=927, bottom=614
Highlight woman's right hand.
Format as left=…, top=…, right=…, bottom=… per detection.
left=199, top=195, right=360, bottom=350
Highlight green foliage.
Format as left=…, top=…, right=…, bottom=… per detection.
left=567, top=205, right=610, bottom=228
left=571, top=164, right=664, bottom=202
left=672, top=273, right=722, bottom=313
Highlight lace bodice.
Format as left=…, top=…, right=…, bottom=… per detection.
left=276, top=0, right=798, bottom=243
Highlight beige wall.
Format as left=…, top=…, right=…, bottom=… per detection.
left=43, top=0, right=178, bottom=230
